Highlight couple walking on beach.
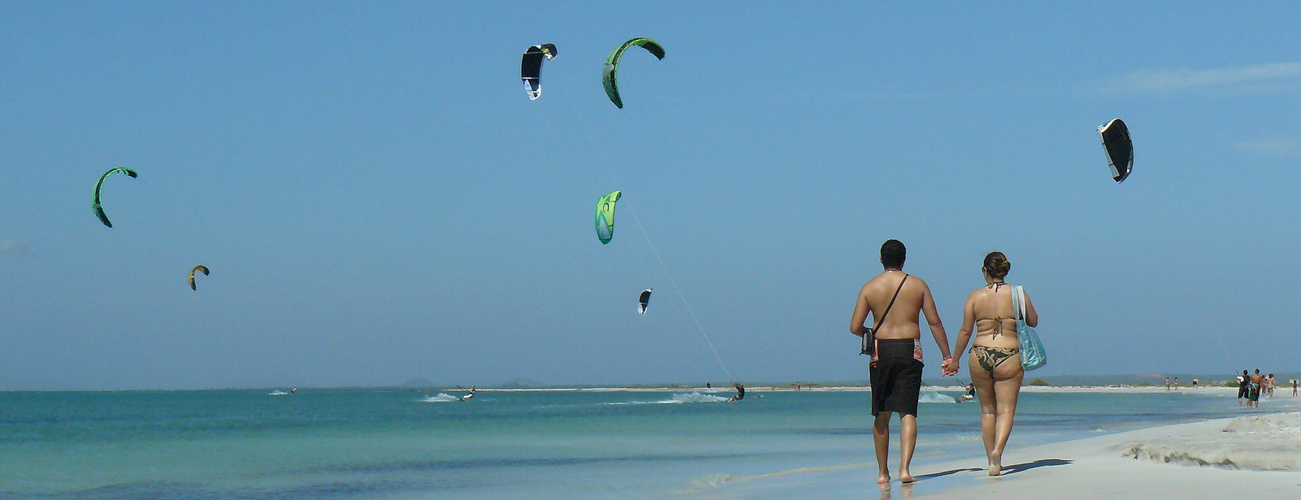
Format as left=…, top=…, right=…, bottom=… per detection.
left=850, top=239, right=1038, bottom=483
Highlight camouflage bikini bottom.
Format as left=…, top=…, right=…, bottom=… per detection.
left=971, top=345, right=1019, bottom=376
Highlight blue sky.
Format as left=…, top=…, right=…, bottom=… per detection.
left=2, top=2, right=1299, bottom=389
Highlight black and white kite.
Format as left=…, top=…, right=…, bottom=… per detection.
left=1098, top=118, right=1133, bottom=183
left=638, top=288, right=653, bottom=316
left=521, top=43, right=557, bottom=100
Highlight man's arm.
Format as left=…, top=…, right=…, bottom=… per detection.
left=920, top=282, right=957, bottom=376
left=849, top=285, right=871, bottom=337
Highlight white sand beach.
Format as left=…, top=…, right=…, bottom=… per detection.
left=701, top=409, right=1301, bottom=499
left=915, top=411, right=1301, bottom=499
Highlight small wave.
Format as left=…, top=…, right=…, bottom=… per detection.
left=420, top=393, right=462, bottom=403
left=668, top=392, right=732, bottom=404
left=919, top=389, right=957, bottom=404
left=604, top=392, right=732, bottom=405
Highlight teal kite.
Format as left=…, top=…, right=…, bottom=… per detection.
left=92, top=167, right=138, bottom=228
left=595, top=190, right=621, bottom=244
left=602, top=38, right=664, bottom=109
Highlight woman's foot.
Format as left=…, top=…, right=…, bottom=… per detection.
left=988, top=450, right=1002, bottom=476
left=877, top=472, right=891, bottom=484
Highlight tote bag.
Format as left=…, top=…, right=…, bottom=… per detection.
left=1013, top=285, right=1047, bottom=370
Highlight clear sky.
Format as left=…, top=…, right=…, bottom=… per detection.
left=2, top=2, right=1299, bottom=390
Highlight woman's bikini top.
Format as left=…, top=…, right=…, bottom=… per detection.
left=976, top=282, right=1015, bottom=339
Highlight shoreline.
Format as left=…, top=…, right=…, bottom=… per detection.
left=458, top=385, right=1243, bottom=394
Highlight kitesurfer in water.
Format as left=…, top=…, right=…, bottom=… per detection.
left=726, top=383, right=745, bottom=402
left=850, top=239, right=958, bottom=484
left=959, top=383, right=975, bottom=402
left=460, top=386, right=476, bottom=402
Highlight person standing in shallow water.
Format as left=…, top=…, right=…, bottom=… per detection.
left=949, top=252, right=1038, bottom=477
left=1238, top=370, right=1250, bottom=407
left=849, top=239, right=958, bottom=485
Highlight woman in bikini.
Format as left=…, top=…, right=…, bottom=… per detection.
left=949, top=252, right=1037, bottom=476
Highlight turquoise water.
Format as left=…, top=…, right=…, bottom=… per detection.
left=1, top=388, right=1293, bottom=498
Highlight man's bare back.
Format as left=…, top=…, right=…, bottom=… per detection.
left=850, top=271, right=942, bottom=342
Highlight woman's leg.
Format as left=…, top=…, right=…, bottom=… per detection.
left=989, top=357, right=1025, bottom=476
left=968, top=355, right=997, bottom=466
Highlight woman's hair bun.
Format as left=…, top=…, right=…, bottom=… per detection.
left=983, top=252, right=1011, bottom=279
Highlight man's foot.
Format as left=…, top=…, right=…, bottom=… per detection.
left=877, top=472, right=891, bottom=484
left=988, top=451, right=1002, bottom=476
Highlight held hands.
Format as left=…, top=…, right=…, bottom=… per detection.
left=940, top=357, right=960, bottom=377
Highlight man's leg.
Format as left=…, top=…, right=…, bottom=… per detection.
left=873, top=411, right=892, bottom=484
left=898, top=414, right=917, bottom=483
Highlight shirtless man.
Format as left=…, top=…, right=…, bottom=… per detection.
left=850, top=239, right=958, bottom=484
left=1250, top=370, right=1263, bottom=408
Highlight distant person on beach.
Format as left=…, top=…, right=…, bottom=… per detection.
left=1173, top=377, right=1179, bottom=390
left=1238, top=371, right=1249, bottom=407
left=1250, top=370, right=1262, bottom=408
left=1165, top=377, right=1170, bottom=391
left=1191, top=379, right=1198, bottom=388
left=950, top=251, right=1037, bottom=477
left=1292, top=379, right=1297, bottom=397
left=460, top=386, right=476, bottom=402
left=849, top=239, right=958, bottom=484
left=1266, top=374, right=1274, bottom=398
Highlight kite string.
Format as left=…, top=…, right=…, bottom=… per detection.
left=544, top=92, right=713, bottom=386
left=560, top=90, right=736, bottom=383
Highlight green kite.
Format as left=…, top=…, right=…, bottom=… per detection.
left=92, top=167, right=138, bottom=228
left=602, top=38, right=664, bottom=109
left=595, top=190, right=621, bottom=244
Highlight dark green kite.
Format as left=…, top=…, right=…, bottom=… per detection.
left=92, top=167, right=138, bottom=228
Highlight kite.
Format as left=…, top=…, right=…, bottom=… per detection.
left=189, top=265, right=209, bottom=291
left=602, top=38, right=665, bottom=109
left=595, top=190, right=621, bottom=244
left=521, top=43, right=558, bottom=100
left=92, top=167, right=138, bottom=227
left=638, top=288, right=653, bottom=315
left=1098, top=118, right=1133, bottom=183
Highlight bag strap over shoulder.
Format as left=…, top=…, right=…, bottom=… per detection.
left=873, top=274, right=909, bottom=332
left=1014, top=285, right=1027, bottom=321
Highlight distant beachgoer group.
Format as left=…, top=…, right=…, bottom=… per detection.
left=1236, top=370, right=1282, bottom=408
left=850, top=240, right=1035, bottom=481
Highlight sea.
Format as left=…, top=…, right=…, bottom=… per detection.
left=1, top=387, right=1296, bottom=499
